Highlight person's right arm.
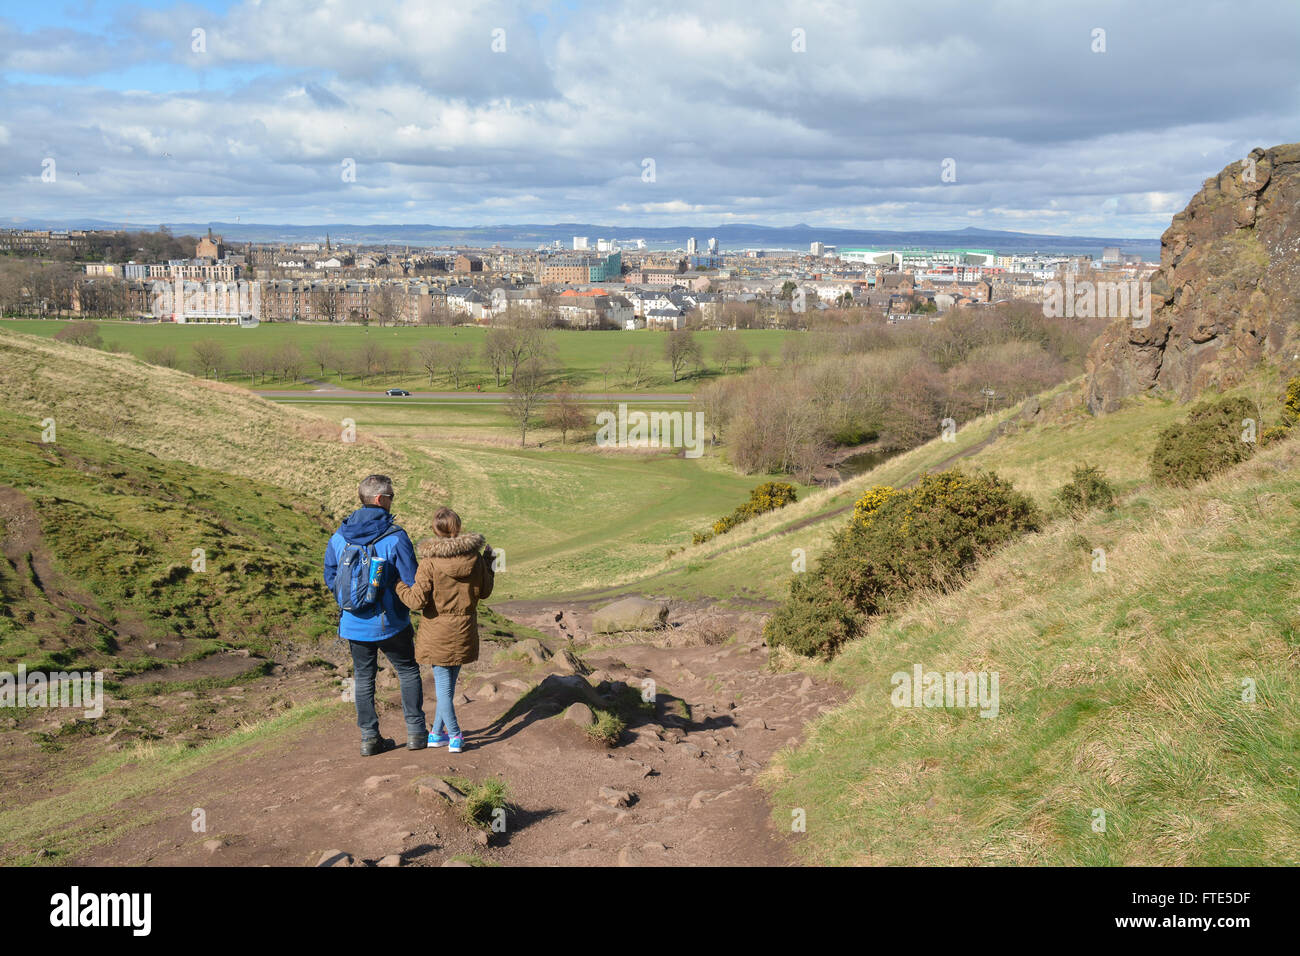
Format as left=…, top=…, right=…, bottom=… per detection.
left=395, top=560, right=433, bottom=610
left=477, top=547, right=496, bottom=601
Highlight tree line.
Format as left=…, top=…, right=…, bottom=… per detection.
left=696, top=302, right=1109, bottom=480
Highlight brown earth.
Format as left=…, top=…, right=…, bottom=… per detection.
left=10, top=599, right=844, bottom=867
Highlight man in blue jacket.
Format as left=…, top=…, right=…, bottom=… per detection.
left=324, top=474, right=427, bottom=755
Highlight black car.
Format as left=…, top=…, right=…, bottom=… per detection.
left=385, top=388, right=411, bottom=397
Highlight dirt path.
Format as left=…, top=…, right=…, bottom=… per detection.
left=65, top=600, right=844, bottom=867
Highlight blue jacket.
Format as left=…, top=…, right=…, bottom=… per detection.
left=323, top=506, right=418, bottom=642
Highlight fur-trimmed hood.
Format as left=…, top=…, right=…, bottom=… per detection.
left=417, top=532, right=485, bottom=560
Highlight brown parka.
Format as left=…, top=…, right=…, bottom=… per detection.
left=394, top=532, right=494, bottom=667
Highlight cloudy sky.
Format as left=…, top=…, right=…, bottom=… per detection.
left=1, top=0, right=1296, bottom=236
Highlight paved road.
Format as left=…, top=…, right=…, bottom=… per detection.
left=254, top=388, right=693, bottom=402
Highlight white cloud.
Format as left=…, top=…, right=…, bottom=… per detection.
left=0, top=0, right=1295, bottom=231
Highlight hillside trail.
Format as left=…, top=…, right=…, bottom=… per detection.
left=564, top=428, right=1005, bottom=602
left=71, top=600, right=845, bottom=867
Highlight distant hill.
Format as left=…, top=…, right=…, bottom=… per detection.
left=6, top=218, right=1160, bottom=259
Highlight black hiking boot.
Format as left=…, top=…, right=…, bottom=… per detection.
left=361, top=736, right=395, bottom=757
left=407, top=731, right=428, bottom=751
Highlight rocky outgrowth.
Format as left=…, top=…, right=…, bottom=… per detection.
left=591, top=596, right=669, bottom=633
left=1086, top=143, right=1300, bottom=413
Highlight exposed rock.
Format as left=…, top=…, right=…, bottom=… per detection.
left=1087, top=143, right=1300, bottom=413
left=564, top=702, right=596, bottom=727
left=689, top=790, right=716, bottom=810
left=377, top=854, right=403, bottom=868
left=317, top=849, right=354, bottom=867
left=549, top=647, right=591, bottom=676
left=510, top=638, right=551, bottom=666
left=414, top=776, right=465, bottom=804
left=592, top=596, right=669, bottom=633
left=599, top=786, right=635, bottom=808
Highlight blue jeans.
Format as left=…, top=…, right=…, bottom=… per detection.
left=349, top=626, right=426, bottom=740
left=431, top=665, right=462, bottom=737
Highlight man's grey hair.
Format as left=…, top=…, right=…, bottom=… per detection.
left=358, top=474, right=395, bottom=505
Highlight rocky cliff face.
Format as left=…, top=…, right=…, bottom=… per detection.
left=1086, top=143, right=1300, bottom=413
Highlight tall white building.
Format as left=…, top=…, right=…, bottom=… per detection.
left=573, top=236, right=589, bottom=250
left=810, top=241, right=825, bottom=257
left=686, top=237, right=698, bottom=254
left=707, top=237, right=718, bottom=254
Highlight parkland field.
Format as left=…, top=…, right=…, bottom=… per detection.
left=0, top=319, right=795, bottom=393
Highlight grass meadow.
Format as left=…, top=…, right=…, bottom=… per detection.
left=0, top=318, right=795, bottom=393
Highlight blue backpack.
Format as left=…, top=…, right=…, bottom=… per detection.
left=332, top=526, right=401, bottom=612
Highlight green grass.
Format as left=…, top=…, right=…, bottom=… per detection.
left=0, top=405, right=338, bottom=674
left=0, top=319, right=795, bottom=393
left=585, top=708, right=627, bottom=744
left=759, top=420, right=1300, bottom=865
left=446, top=776, right=510, bottom=831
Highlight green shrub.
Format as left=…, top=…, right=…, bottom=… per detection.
left=764, top=469, right=1040, bottom=658
left=697, top=481, right=798, bottom=542
left=1149, top=395, right=1259, bottom=486
left=852, top=485, right=896, bottom=526
left=1261, top=424, right=1292, bottom=446
left=450, top=777, right=509, bottom=831
left=1284, top=376, right=1300, bottom=423
left=1055, top=464, right=1117, bottom=516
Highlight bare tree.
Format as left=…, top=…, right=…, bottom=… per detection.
left=417, top=340, right=440, bottom=385
left=192, top=339, right=228, bottom=379
left=310, top=340, right=338, bottom=379
left=238, top=346, right=266, bottom=385
left=53, top=321, right=103, bottom=348
left=372, top=284, right=404, bottom=327
left=505, top=354, right=551, bottom=447
left=144, top=345, right=180, bottom=369
left=545, top=383, right=586, bottom=444
left=439, top=342, right=475, bottom=389
left=712, top=331, right=745, bottom=374
left=665, top=329, right=702, bottom=382
left=483, top=327, right=510, bottom=386
left=310, top=285, right=343, bottom=324
left=622, top=345, right=650, bottom=388
left=274, top=343, right=304, bottom=382
left=356, top=340, right=383, bottom=380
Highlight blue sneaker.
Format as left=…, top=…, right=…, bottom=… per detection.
left=429, top=730, right=450, bottom=748
left=448, top=732, right=464, bottom=754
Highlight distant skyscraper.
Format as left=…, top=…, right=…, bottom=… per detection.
left=810, top=241, right=825, bottom=257
left=686, top=237, right=698, bottom=254
left=574, top=236, right=589, bottom=250
left=707, top=237, right=718, bottom=254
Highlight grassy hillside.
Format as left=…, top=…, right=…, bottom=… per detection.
left=0, top=327, right=809, bottom=600
left=757, top=395, right=1300, bottom=865
left=0, top=405, right=339, bottom=676
left=0, top=319, right=795, bottom=393
left=0, top=327, right=411, bottom=525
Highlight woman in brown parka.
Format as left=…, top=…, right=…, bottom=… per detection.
left=395, top=507, right=494, bottom=753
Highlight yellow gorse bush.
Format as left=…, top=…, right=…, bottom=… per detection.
left=852, top=485, right=896, bottom=526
